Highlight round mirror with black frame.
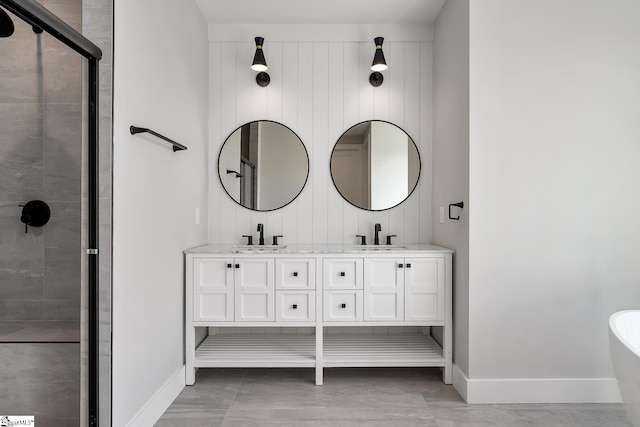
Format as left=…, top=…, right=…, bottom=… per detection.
left=330, top=120, right=420, bottom=211
left=218, top=120, right=309, bottom=211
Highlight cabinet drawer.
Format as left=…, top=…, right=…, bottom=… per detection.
left=276, top=259, right=315, bottom=290
left=323, top=259, right=363, bottom=289
left=276, top=291, right=316, bottom=322
left=323, top=290, right=363, bottom=322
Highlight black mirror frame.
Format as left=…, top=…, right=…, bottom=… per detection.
left=329, top=120, right=421, bottom=212
left=218, top=120, right=310, bottom=212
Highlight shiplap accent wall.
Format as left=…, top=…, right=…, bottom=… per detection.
left=208, top=40, right=433, bottom=245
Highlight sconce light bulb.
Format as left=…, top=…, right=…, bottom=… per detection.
left=371, top=62, right=387, bottom=72
left=251, top=63, right=268, bottom=72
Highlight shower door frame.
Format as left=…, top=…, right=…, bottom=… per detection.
left=0, top=1, right=102, bottom=426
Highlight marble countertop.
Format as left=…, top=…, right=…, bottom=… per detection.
left=184, top=243, right=453, bottom=255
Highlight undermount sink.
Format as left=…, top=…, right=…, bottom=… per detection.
left=233, top=245, right=287, bottom=252
left=352, top=245, right=407, bottom=250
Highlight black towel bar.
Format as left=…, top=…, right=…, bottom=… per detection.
left=130, top=125, right=187, bottom=152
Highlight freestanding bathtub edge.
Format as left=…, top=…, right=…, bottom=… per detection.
left=609, top=310, right=640, bottom=427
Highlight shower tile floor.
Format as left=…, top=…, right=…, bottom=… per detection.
left=156, top=367, right=632, bottom=427
left=0, top=321, right=79, bottom=342
left=0, top=343, right=79, bottom=427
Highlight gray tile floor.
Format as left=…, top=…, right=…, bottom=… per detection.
left=156, top=368, right=632, bottom=426
left=0, top=343, right=79, bottom=427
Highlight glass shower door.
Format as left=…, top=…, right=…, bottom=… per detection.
left=0, top=3, right=82, bottom=425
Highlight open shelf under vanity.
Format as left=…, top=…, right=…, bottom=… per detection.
left=192, top=327, right=445, bottom=374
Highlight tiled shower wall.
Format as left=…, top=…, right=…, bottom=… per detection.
left=0, top=0, right=82, bottom=324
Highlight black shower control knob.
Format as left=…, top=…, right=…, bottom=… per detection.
left=20, top=200, right=51, bottom=233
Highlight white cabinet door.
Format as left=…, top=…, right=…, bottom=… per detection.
left=193, top=258, right=234, bottom=321
left=276, top=291, right=316, bottom=322
left=404, top=257, right=445, bottom=321
left=363, top=258, right=404, bottom=321
left=276, top=259, right=315, bottom=290
left=323, top=259, right=363, bottom=290
left=235, top=258, right=275, bottom=321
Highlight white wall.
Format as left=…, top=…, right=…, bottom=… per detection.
left=467, top=0, right=640, bottom=402
left=433, top=0, right=470, bottom=390
left=208, top=33, right=433, bottom=245
left=112, top=0, right=209, bottom=424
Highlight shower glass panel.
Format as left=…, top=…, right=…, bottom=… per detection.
left=0, top=2, right=82, bottom=425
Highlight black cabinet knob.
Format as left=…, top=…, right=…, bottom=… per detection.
left=235, top=264, right=240, bottom=269
left=340, top=272, right=345, bottom=277
left=293, top=272, right=298, bottom=277
left=406, top=263, right=412, bottom=268
left=227, top=263, right=232, bottom=269
left=292, top=304, right=298, bottom=309
left=341, top=303, right=346, bottom=308
left=398, top=263, right=404, bottom=268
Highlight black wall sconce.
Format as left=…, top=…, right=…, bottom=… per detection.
left=369, top=36, right=387, bottom=87
left=251, top=36, right=270, bottom=87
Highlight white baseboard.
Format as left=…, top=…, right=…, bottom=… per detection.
left=126, top=365, right=185, bottom=427
left=452, top=364, right=622, bottom=404
left=452, top=364, right=468, bottom=401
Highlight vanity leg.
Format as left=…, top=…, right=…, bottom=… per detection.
left=443, top=253, right=453, bottom=385
left=186, top=367, right=196, bottom=386
left=315, top=324, right=323, bottom=385
left=443, top=360, right=452, bottom=385
left=185, top=259, right=196, bottom=386
left=316, top=365, right=323, bottom=386
left=440, top=322, right=453, bottom=384
left=185, top=323, right=196, bottom=385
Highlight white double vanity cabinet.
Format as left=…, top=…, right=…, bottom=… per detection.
left=185, top=244, right=453, bottom=386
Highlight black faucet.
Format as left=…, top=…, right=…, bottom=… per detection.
left=374, top=223, right=381, bottom=245
left=257, top=223, right=264, bottom=245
